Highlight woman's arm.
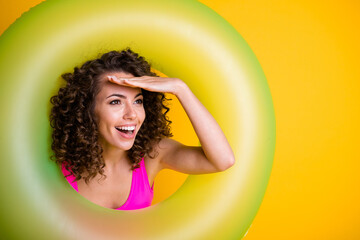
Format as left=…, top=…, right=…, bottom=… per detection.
left=108, top=76, right=235, bottom=174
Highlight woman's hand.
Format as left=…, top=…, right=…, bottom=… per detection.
left=107, top=75, right=184, bottom=96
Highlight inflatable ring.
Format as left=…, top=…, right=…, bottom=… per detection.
left=0, top=0, right=275, bottom=239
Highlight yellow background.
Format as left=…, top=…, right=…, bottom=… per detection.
left=1, top=0, right=359, bottom=239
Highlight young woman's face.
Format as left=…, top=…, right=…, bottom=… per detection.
left=94, top=72, right=145, bottom=152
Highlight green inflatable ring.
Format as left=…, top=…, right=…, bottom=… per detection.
left=0, top=0, right=275, bottom=239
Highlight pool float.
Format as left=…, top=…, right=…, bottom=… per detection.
left=0, top=0, right=275, bottom=239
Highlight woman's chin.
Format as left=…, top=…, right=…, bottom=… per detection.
left=116, top=142, right=135, bottom=151
left=101, top=141, right=135, bottom=152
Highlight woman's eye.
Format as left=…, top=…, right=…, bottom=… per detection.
left=110, top=100, right=121, bottom=105
left=135, top=99, right=143, bottom=104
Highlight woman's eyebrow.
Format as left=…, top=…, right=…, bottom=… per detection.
left=106, top=93, right=126, bottom=99
left=106, top=93, right=143, bottom=99
left=134, top=93, right=143, bottom=98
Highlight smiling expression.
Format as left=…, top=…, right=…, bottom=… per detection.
left=94, top=72, right=145, bottom=152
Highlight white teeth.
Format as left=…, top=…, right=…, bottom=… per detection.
left=117, top=126, right=135, bottom=131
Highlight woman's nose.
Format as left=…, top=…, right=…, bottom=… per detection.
left=123, top=103, right=136, bottom=120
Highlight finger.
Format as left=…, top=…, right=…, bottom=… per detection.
left=118, top=76, right=153, bottom=81
left=108, top=76, right=165, bottom=92
left=121, top=79, right=150, bottom=88
left=107, top=76, right=131, bottom=85
left=117, top=77, right=156, bottom=85
left=107, top=75, right=120, bottom=83
left=109, top=76, right=151, bottom=89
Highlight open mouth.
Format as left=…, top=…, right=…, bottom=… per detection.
left=115, top=126, right=136, bottom=136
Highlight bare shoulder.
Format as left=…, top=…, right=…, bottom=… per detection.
left=157, top=138, right=182, bottom=151
left=156, top=138, right=185, bottom=162
left=143, top=138, right=177, bottom=182
left=144, top=138, right=179, bottom=165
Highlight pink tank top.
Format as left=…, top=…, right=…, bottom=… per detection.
left=61, top=158, right=154, bottom=210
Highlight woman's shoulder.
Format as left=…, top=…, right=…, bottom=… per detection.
left=151, top=138, right=182, bottom=160
left=143, top=138, right=180, bottom=175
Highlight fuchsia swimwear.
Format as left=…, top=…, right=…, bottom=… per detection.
left=61, top=158, right=154, bottom=210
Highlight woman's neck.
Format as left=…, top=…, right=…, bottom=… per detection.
left=101, top=145, right=131, bottom=171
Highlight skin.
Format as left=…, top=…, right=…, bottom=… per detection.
left=77, top=72, right=235, bottom=209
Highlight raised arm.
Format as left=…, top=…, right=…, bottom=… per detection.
left=108, top=75, right=235, bottom=174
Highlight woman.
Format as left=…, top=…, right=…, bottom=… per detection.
left=50, top=48, right=235, bottom=210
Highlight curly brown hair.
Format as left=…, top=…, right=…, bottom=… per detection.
left=50, top=48, right=172, bottom=183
